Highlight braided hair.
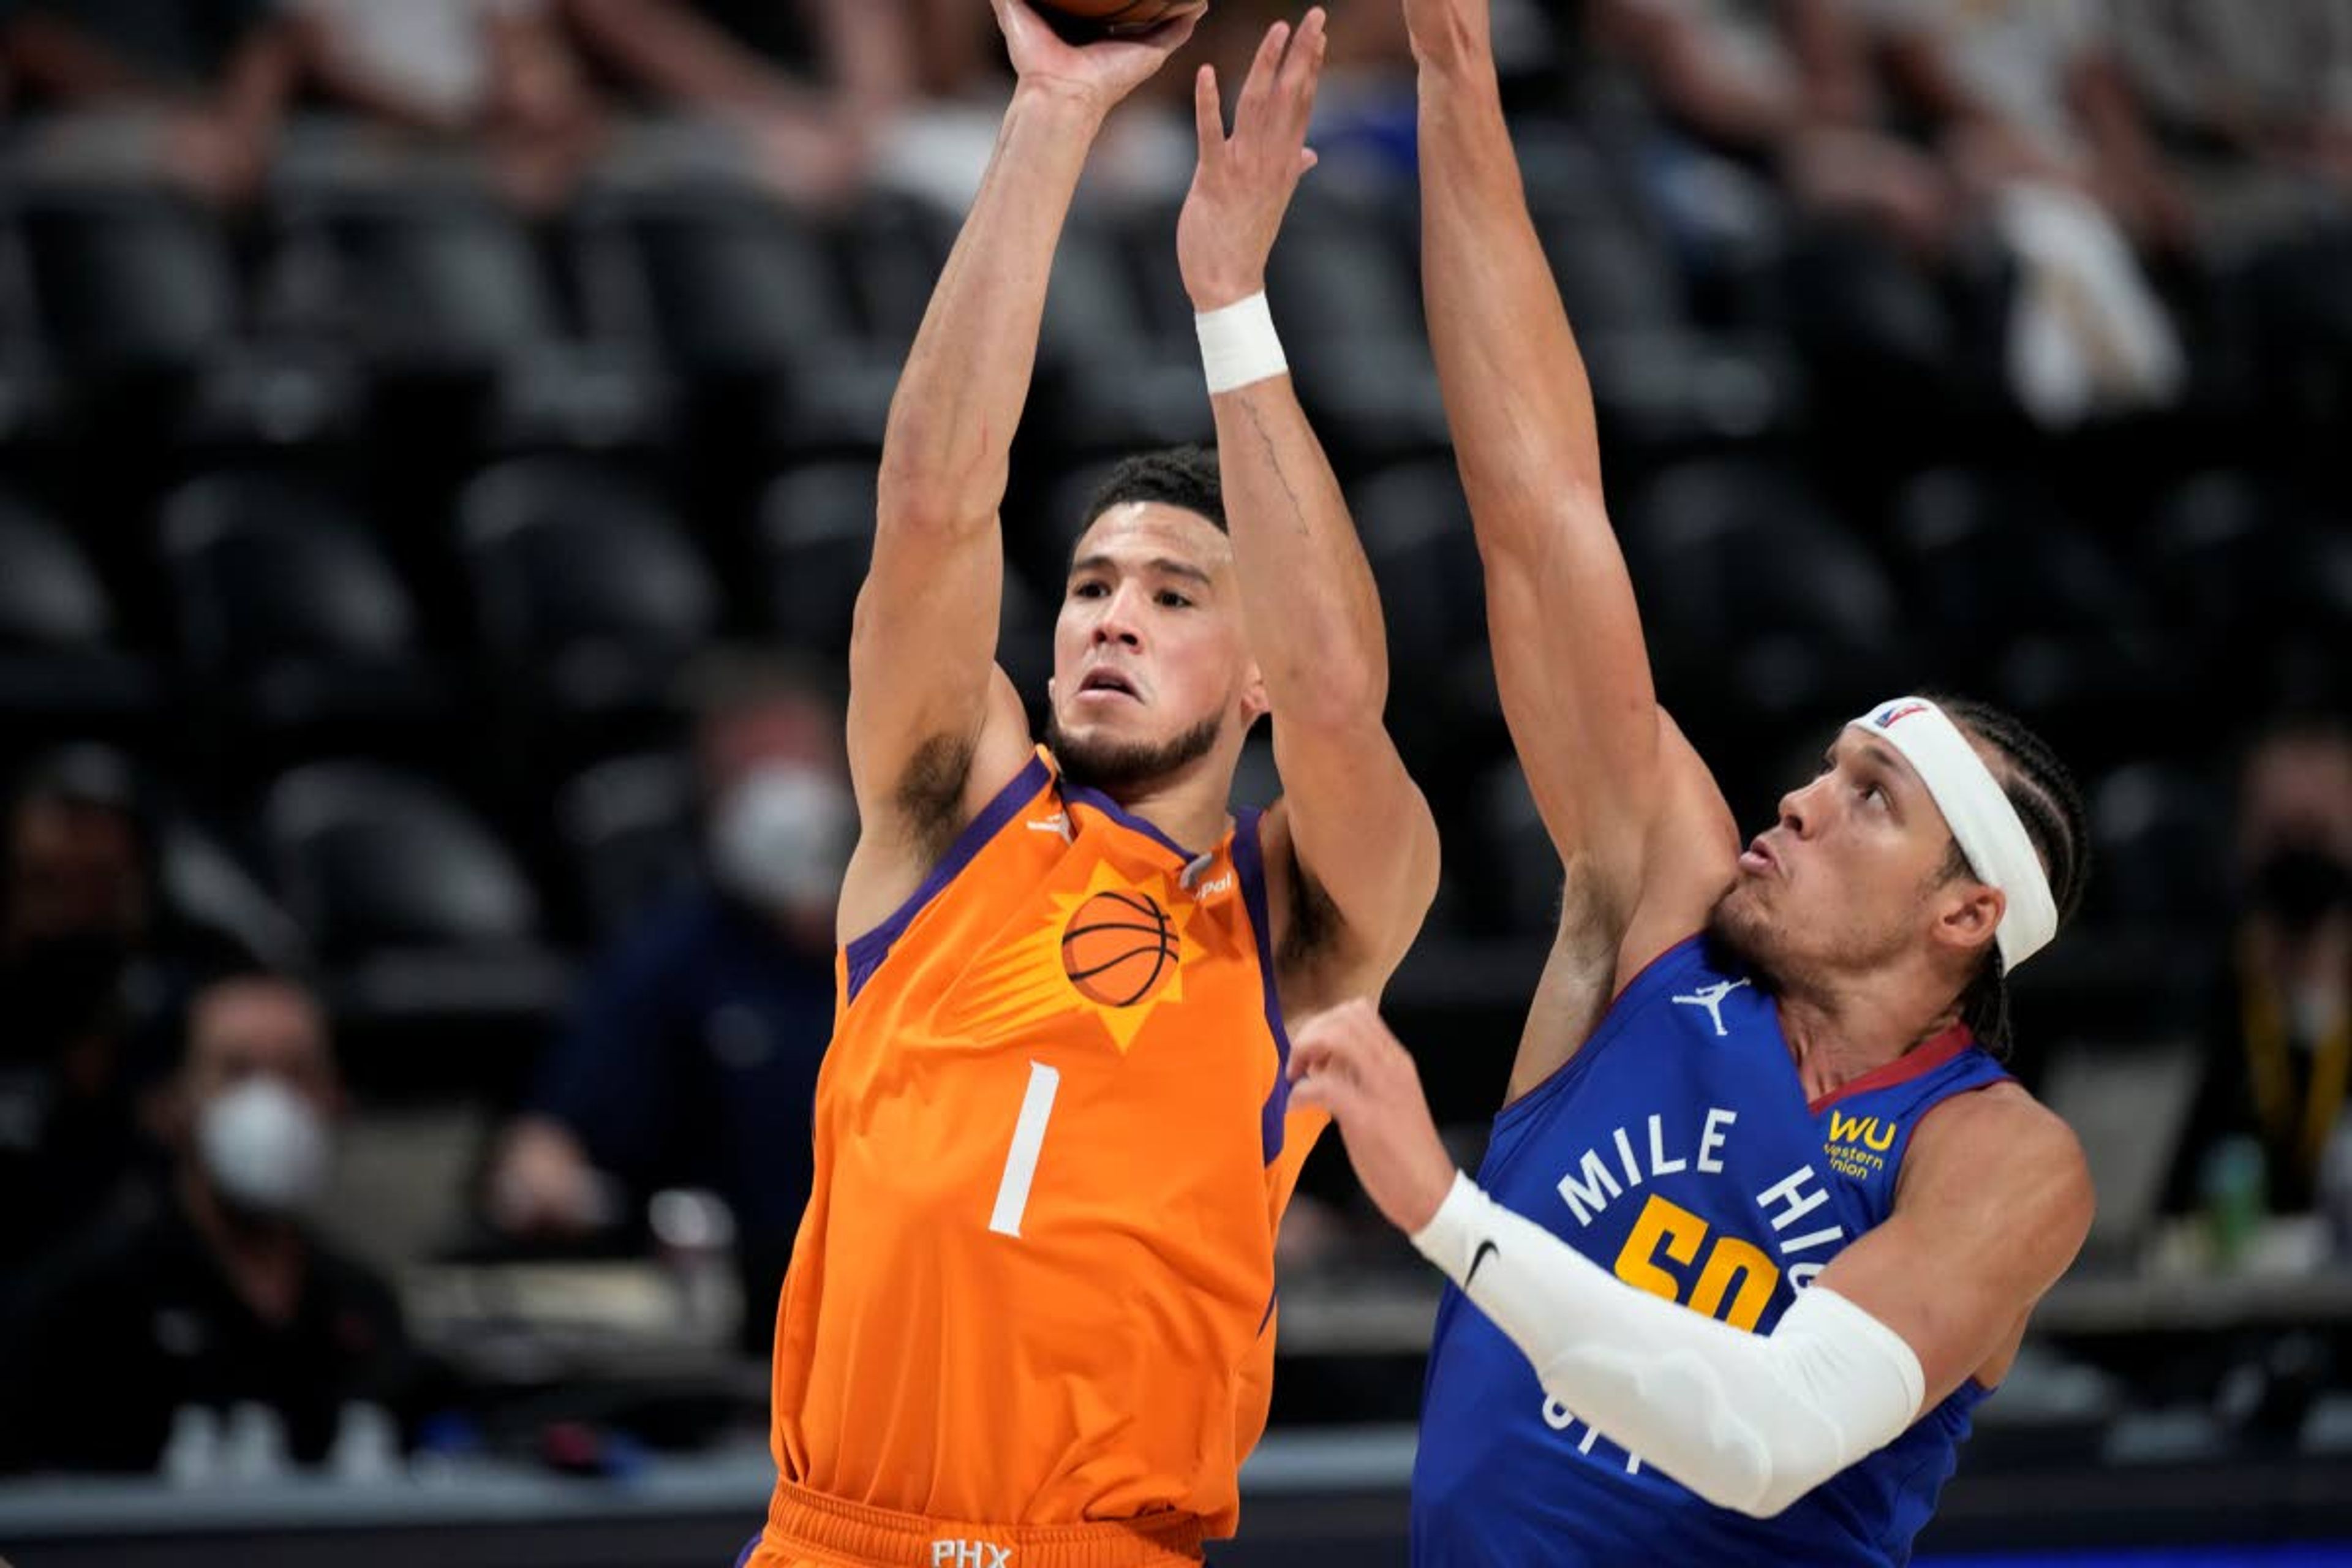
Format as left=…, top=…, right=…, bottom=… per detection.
left=1925, top=696, right=2092, bottom=1055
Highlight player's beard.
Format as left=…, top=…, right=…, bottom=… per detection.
left=1046, top=708, right=1224, bottom=794
left=1706, top=886, right=1786, bottom=996
left=1707, top=875, right=1927, bottom=1003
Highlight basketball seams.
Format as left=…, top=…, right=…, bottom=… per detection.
left=1067, top=947, right=1166, bottom=1006
left=1064, top=950, right=1169, bottom=982
left=1058, top=919, right=1177, bottom=943
left=1060, top=888, right=1179, bottom=1008
left=1097, top=889, right=1167, bottom=922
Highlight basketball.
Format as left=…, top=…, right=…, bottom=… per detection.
left=1032, top=0, right=1205, bottom=40
left=1060, top=889, right=1178, bottom=1007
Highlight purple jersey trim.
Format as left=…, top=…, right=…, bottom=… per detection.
left=841, top=753, right=1054, bottom=1005
left=1231, top=804, right=1295, bottom=1165
left=1060, top=779, right=1202, bottom=862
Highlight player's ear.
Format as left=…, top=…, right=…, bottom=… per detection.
left=1932, top=881, right=2003, bottom=962
left=1240, top=660, right=1269, bottom=725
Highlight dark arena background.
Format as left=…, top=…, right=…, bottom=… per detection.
left=1, top=1, right=2350, bottom=1564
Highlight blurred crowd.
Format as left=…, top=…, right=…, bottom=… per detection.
left=0, top=0, right=2346, bottom=1480
left=0, top=0, right=2350, bottom=418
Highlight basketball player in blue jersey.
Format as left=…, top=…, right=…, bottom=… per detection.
left=1281, top=1, right=2097, bottom=1562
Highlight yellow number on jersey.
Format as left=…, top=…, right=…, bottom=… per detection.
left=1611, top=1193, right=1778, bottom=1332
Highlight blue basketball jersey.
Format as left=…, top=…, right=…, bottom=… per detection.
left=1412, top=934, right=2011, bottom=1567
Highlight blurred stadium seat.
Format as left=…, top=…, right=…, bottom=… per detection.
left=1474, top=758, right=1559, bottom=939
left=2145, top=469, right=2352, bottom=710
left=258, top=760, right=568, bottom=1092
left=1345, top=458, right=1507, bottom=807
left=557, top=750, right=699, bottom=943
left=1625, top=456, right=1902, bottom=737
left=752, top=461, right=874, bottom=659
left=1030, top=209, right=1215, bottom=460
left=573, top=186, right=892, bottom=459
left=2085, top=762, right=2229, bottom=931
left=1265, top=192, right=1449, bottom=460
left=262, top=761, right=543, bottom=961
left=458, top=456, right=719, bottom=767
left=20, top=187, right=240, bottom=377
left=755, top=457, right=1058, bottom=706
left=159, top=470, right=445, bottom=767
left=274, top=184, right=559, bottom=375
left=1889, top=464, right=2174, bottom=758
left=0, top=491, right=156, bottom=742
left=270, top=179, right=662, bottom=454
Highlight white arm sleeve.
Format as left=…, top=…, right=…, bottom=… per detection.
left=1413, top=1172, right=1927, bottom=1518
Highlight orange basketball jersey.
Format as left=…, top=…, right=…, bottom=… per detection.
left=765, top=748, right=1321, bottom=1540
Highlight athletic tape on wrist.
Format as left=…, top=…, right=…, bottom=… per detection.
left=1196, top=292, right=1287, bottom=395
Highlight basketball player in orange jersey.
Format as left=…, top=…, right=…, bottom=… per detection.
left=739, top=5, right=1439, bottom=1567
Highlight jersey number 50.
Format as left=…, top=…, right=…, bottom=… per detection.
left=1611, top=1192, right=1779, bottom=1332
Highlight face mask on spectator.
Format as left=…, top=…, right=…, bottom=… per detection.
left=197, top=1076, right=331, bottom=1216
left=710, top=764, right=856, bottom=916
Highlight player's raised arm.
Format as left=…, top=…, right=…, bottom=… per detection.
left=1406, top=0, right=1683, bottom=927
left=845, top=0, right=1200, bottom=926
left=1177, top=10, right=1439, bottom=991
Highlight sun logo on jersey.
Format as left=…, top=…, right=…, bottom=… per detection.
left=944, top=860, right=1205, bottom=1053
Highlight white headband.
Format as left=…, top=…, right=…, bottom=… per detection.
left=1847, top=697, right=2059, bottom=973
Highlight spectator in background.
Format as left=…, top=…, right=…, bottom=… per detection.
left=1297, top=0, right=1419, bottom=191
left=556, top=0, right=913, bottom=203
left=284, top=0, right=605, bottom=209
left=2174, top=720, right=2352, bottom=1223
left=1594, top=0, right=1958, bottom=257
left=2108, top=0, right=2352, bottom=222
left=0, top=747, right=173, bottom=1278
left=486, top=651, right=850, bottom=1354
left=2105, top=0, right=2352, bottom=406
left=1860, top=0, right=2191, bottom=426
left=0, top=969, right=420, bottom=1474
left=0, top=0, right=296, bottom=203
left=1587, top=0, right=1984, bottom=419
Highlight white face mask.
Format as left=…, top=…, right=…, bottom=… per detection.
left=709, top=764, right=855, bottom=915
left=196, top=1077, right=331, bottom=1216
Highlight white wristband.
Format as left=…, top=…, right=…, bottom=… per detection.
left=1195, top=292, right=1287, bottom=395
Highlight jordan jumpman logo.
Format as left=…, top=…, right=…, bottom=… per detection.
left=1671, top=978, right=1752, bottom=1038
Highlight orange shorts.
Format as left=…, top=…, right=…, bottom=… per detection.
left=739, top=1481, right=1206, bottom=1568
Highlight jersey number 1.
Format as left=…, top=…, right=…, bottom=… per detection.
left=989, top=1061, right=1061, bottom=1238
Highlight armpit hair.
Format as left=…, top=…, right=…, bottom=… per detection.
left=1555, top=849, right=1628, bottom=970
left=1279, top=848, right=1343, bottom=970
left=896, top=731, right=974, bottom=869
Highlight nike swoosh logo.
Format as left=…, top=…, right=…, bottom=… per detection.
left=1466, top=1240, right=1498, bottom=1290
